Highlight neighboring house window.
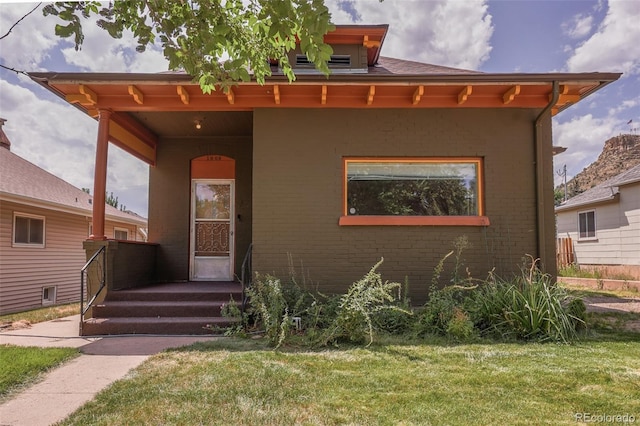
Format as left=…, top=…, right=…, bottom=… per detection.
left=340, top=158, right=489, bottom=226
left=42, top=286, right=56, bottom=305
left=114, top=228, right=129, bottom=240
left=578, top=210, right=596, bottom=239
left=13, top=213, right=45, bottom=247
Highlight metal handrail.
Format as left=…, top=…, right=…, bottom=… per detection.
left=80, top=245, right=106, bottom=320
left=240, top=243, right=253, bottom=312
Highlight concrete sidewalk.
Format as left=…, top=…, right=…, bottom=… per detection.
left=0, top=315, right=218, bottom=426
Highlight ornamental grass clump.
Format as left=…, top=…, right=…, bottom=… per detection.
left=468, top=257, right=586, bottom=343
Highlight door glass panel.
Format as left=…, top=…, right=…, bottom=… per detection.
left=195, top=184, right=231, bottom=220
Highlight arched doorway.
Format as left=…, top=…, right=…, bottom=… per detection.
left=190, top=155, right=236, bottom=281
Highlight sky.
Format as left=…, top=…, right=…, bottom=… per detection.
left=0, top=0, right=639, bottom=216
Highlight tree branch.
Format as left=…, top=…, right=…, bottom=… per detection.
left=0, top=63, right=30, bottom=77
left=0, top=2, right=42, bottom=41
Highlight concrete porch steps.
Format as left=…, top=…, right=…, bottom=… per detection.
left=81, top=316, right=240, bottom=335
left=81, top=282, right=243, bottom=336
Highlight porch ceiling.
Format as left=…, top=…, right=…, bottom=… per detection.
left=128, top=111, right=253, bottom=139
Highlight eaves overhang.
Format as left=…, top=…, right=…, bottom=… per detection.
left=555, top=192, right=620, bottom=213
left=0, top=192, right=147, bottom=227
left=28, top=69, right=621, bottom=166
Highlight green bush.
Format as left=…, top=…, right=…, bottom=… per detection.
left=321, top=259, right=411, bottom=346
left=467, top=259, right=586, bottom=343
left=445, top=308, right=476, bottom=342
left=245, top=243, right=586, bottom=347
left=372, top=277, right=414, bottom=334
left=415, top=237, right=477, bottom=340
left=245, top=274, right=290, bottom=347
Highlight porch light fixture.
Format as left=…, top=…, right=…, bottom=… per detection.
left=194, top=119, right=202, bottom=130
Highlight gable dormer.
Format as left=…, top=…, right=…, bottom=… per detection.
left=286, top=24, right=388, bottom=74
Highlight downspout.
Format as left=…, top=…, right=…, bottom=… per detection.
left=534, top=81, right=559, bottom=272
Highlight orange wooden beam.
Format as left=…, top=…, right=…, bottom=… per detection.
left=458, top=85, right=472, bottom=104
left=177, top=85, right=190, bottom=105
left=66, top=85, right=98, bottom=105
left=227, top=87, right=235, bottom=105
left=412, top=85, right=424, bottom=105
left=321, top=85, right=327, bottom=105
left=367, top=85, right=375, bottom=105
left=363, top=35, right=381, bottom=48
left=502, top=85, right=520, bottom=105
left=273, top=85, right=280, bottom=105
left=127, top=85, right=144, bottom=105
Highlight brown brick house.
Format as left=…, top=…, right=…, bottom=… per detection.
left=28, top=25, right=620, bottom=334
left=0, top=119, right=147, bottom=314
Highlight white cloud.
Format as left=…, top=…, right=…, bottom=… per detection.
left=59, top=13, right=168, bottom=73
left=0, top=77, right=149, bottom=215
left=562, top=14, right=593, bottom=39
left=552, top=113, right=625, bottom=184
left=0, top=3, right=61, bottom=71
left=328, top=0, right=494, bottom=70
left=608, top=97, right=640, bottom=115
left=566, top=0, right=640, bottom=75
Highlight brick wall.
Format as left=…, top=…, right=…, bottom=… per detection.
left=253, top=108, right=547, bottom=303
left=148, top=135, right=253, bottom=281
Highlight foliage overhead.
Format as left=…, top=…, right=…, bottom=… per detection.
left=42, top=0, right=335, bottom=93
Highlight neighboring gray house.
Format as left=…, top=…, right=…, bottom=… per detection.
left=0, top=119, right=147, bottom=314
left=556, top=164, right=640, bottom=280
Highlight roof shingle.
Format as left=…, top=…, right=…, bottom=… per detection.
left=556, top=164, right=640, bottom=211
left=0, top=147, right=146, bottom=225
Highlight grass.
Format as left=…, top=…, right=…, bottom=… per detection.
left=0, top=345, right=79, bottom=401
left=0, top=304, right=80, bottom=402
left=557, top=264, right=637, bottom=282
left=0, top=303, right=80, bottom=326
left=59, top=331, right=640, bottom=426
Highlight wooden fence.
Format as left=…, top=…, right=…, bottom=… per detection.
left=556, top=237, right=575, bottom=268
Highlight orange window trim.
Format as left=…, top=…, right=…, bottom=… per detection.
left=339, top=216, right=490, bottom=226
left=342, top=157, right=486, bottom=225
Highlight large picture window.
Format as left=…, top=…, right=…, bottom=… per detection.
left=13, top=213, right=45, bottom=247
left=340, top=158, right=489, bottom=226
left=578, top=210, right=596, bottom=239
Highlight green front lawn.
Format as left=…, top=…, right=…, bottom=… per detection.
left=0, top=345, right=79, bottom=401
left=60, top=334, right=640, bottom=425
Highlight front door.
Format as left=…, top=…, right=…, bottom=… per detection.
left=190, top=179, right=234, bottom=281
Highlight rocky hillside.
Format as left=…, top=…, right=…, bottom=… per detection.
left=556, top=134, right=640, bottom=198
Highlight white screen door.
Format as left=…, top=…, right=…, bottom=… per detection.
left=190, top=179, right=234, bottom=281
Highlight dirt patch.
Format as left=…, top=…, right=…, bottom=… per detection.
left=584, top=296, right=640, bottom=333
left=584, top=296, right=640, bottom=314
left=0, top=320, right=32, bottom=331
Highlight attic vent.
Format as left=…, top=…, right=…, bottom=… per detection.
left=296, top=54, right=351, bottom=68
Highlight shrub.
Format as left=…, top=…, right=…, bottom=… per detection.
left=415, top=238, right=476, bottom=340
left=321, top=259, right=411, bottom=346
left=445, top=308, right=476, bottom=342
left=245, top=274, right=290, bottom=347
left=372, top=277, right=414, bottom=334
left=468, top=258, right=586, bottom=343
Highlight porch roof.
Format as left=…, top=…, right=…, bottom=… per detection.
left=27, top=22, right=620, bottom=166
left=28, top=66, right=619, bottom=166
